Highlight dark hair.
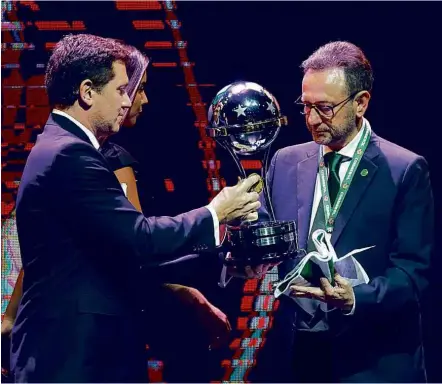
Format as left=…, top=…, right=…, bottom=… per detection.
left=45, top=34, right=130, bottom=106
left=301, top=41, right=374, bottom=95
left=124, top=45, right=149, bottom=103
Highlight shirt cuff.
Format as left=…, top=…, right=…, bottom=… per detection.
left=343, top=290, right=356, bottom=316
left=120, top=183, right=128, bottom=197
left=218, top=264, right=233, bottom=288
left=205, top=205, right=220, bottom=247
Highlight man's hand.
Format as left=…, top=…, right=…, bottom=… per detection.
left=225, top=253, right=280, bottom=279
left=1, top=317, right=14, bottom=338
left=227, top=264, right=272, bottom=279
left=290, top=273, right=355, bottom=312
left=1, top=317, right=13, bottom=378
left=163, top=284, right=231, bottom=348
left=209, top=175, right=261, bottom=223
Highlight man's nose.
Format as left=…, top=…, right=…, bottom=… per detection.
left=122, top=92, right=132, bottom=108
left=307, top=107, right=322, bottom=126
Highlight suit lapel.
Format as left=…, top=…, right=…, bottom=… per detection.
left=297, top=148, right=319, bottom=250
left=331, top=136, right=381, bottom=246
left=49, top=113, right=94, bottom=146
left=49, top=113, right=116, bottom=174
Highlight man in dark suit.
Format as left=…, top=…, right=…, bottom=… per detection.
left=11, top=34, right=261, bottom=383
left=251, top=41, right=434, bottom=382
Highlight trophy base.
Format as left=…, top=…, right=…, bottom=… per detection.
left=223, top=220, right=301, bottom=267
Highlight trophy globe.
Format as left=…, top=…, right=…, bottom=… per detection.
left=206, top=81, right=302, bottom=266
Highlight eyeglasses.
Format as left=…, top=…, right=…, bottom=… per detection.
left=294, top=90, right=361, bottom=120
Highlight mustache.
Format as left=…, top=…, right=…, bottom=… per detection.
left=309, top=125, right=332, bottom=133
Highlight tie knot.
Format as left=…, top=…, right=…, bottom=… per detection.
left=324, top=152, right=344, bottom=172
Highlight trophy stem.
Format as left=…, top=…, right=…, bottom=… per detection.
left=223, top=143, right=247, bottom=179
left=262, top=146, right=276, bottom=221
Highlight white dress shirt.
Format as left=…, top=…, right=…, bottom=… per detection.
left=51, top=109, right=220, bottom=246
left=52, top=109, right=100, bottom=150
left=309, top=117, right=372, bottom=315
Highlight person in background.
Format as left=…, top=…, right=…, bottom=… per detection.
left=98, top=45, right=234, bottom=381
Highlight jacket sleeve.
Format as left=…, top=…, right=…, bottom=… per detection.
left=54, top=142, right=216, bottom=267
left=352, top=156, right=434, bottom=317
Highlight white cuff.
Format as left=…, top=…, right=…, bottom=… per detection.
left=205, top=205, right=220, bottom=246
left=120, top=183, right=128, bottom=197
left=343, top=290, right=356, bottom=316
left=218, top=264, right=233, bottom=288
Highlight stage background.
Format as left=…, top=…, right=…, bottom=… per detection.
left=2, top=1, right=441, bottom=382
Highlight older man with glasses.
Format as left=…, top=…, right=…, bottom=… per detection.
left=250, top=41, right=433, bottom=383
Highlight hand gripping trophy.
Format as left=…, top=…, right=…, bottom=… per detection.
left=206, top=81, right=302, bottom=267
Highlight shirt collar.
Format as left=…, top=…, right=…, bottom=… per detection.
left=52, top=109, right=100, bottom=150
left=323, top=117, right=371, bottom=159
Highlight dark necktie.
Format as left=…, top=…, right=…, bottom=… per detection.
left=299, top=152, right=346, bottom=331
left=306, top=152, right=344, bottom=253
left=325, top=152, right=344, bottom=206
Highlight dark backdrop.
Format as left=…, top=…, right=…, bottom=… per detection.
left=1, top=1, right=440, bottom=382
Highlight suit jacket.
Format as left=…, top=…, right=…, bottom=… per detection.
left=251, top=131, right=434, bottom=382
left=11, top=113, right=217, bottom=383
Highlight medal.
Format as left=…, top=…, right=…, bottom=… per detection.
left=247, top=173, right=264, bottom=194
left=319, top=126, right=371, bottom=233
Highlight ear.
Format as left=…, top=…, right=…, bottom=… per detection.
left=78, top=79, right=95, bottom=107
left=355, top=91, right=371, bottom=118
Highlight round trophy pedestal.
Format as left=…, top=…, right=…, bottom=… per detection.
left=223, top=220, right=300, bottom=267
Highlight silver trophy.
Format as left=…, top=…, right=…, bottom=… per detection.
left=206, top=81, right=301, bottom=266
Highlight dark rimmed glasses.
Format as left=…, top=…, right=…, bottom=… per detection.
left=295, top=90, right=361, bottom=120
